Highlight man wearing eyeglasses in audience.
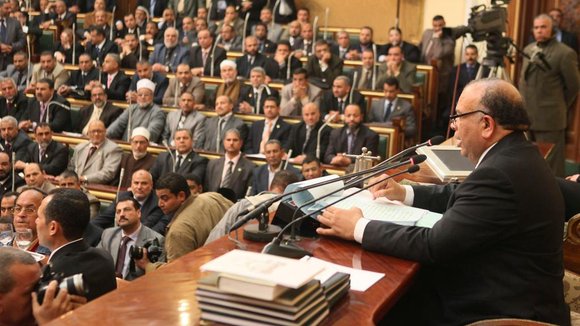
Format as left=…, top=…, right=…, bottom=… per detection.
left=0, top=191, right=17, bottom=222
left=12, top=187, right=50, bottom=255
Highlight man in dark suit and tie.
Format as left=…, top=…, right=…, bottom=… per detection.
left=205, top=129, right=256, bottom=201
left=85, top=25, right=118, bottom=65
left=202, top=95, right=248, bottom=153
left=57, top=53, right=100, bottom=100
left=331, top=31, right=356, bottom=60
left=447, top=45, right=480, bottom=118
left=549, top=8, right=578, bottom=53
left=317, top=79, right=571, bottom=326
left=320, top=75, right=366, bottom=123
left=324, top=103, right=379, bottom=167
left=0, top=51, right=29, bottom=91
left=288, top=103, right=331, bottom=163
left=235, top=36, right=278, bottom=80
left=368, top=77, right=417, bottom=139
left=377, top=27, right=421, bottom=64
left=0, top=115, right=31, bottom=162
left=149, top=27, right=189, bottom=74
left=137, top=0, right=167, bottom=18
left=271, top=41, right=302, bottom=82
left=251, top=139, right=300, bottom=195
left=36, top=188, right=117, bottom=302
left=254, top=22, right=277, bottom=55
left=0, top=77, right=28, bottom=121
left=127, top=60, right=169, bottom=105
left=245, top=97, right=292, bottom=154
left=16, top=123, right=68, bottom=177
left=189, top=29, right=227, bottom=77
left=19, top=78, right=71, bottom=133
left=77, top=84, right=123, bottom=135
left=150, top=129, right=208, bottom=184
left=350, top=50, right=379, bottom=90
left=0, top=1, right=26, bottom=71
left=305, top=40, right=344, bottom=88
left=238, top=67, right=279, bottom=115
left=88, top=53, right=131, bottom=101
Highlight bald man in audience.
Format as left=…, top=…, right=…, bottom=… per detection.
left=202, top=95, right=248, bottom=153
left=188, top=29, right=226, bottom=77
left=149, top=27, right=189, bottom=74
left=162, top=63, right=205, bottom=107
left=163, top=92, right=206, bottom=148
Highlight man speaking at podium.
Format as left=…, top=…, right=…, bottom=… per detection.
left=317, top=79, right=570, bottom=325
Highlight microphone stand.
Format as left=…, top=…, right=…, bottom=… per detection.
left=323, top=8, right=329, bottom=40
left=311, top=16, right=319, bottom=55
left=110, top=6, right=116, bottom=42
left=162, top=140, right=176, bottom=172
left=72, top=23, right=76, bottom=65
left=127, top=103, right=133, bottom=142
left=116, top=168, right=125, bottom=197
left=286, top=51, right=294, bottom=80
left=316, top=112, right=338, bottom=160
left=372, top=43, right=377, bottom=90
left=45, top=101, right=71, bottom=123
left=209, top=34, right=222, bottom=77
left=11, top=152, right=15, bottom=191
left=173, top=75, right=179, bottom=107
left=263, top=165, right=421, bottom=258
left=242, top=13, right=250, bottom=50
left=282, top=149, right=292, bottom=170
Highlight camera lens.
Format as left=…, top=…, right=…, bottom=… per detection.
left=61, top=274, right=86, bottom=296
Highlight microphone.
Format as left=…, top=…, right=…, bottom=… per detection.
left=45, top=101, right=71, bottom=123
left=116, top=168, right=125, bottom=198
left=72, top=23, right=76, bottom=65
left=316, top=112, right=338, bottom=160
left=229, top=154, right=426, bottom=234
left=11, top=152, right=15, bottom=192
left=110, top=6, right=116, bottom=41
left=286, top=52, right=294, bottom=80
left=162, top=140, right=176, bottom=172
left=210, top=34, right=222, bottom=77
left=381, top=135, right=444, bottom=165
left=283, top=149, right=292, bottom=170
left=262, top=164, right=421, bottom=258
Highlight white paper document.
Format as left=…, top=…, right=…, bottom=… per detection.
left=300, top=256, right=384, bottom=292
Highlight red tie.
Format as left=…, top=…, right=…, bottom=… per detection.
left=115, top=236, right=131, bottom=278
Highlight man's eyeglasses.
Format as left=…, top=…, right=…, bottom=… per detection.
left=449, top=110, right=490, bottom=124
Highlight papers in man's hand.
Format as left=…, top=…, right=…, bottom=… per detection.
left=300, top=256, right=384, bottom=292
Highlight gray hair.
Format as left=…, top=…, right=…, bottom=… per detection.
left=0, top=116, right=18, bottom=127
left=0, top=247, right=37, bottom=293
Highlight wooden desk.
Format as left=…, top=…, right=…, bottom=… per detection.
left=48, top=231, right=419, bottom=325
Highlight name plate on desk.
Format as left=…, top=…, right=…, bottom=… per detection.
left=417, top=145, right=475, bottom=182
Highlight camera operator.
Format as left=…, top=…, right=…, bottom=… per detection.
left=97, top=195, right=165, bottom=280
left=36, top=188, right=117, bottom=302
left=0, top=247, right=86, bottom=326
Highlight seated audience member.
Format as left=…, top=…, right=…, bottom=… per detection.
left=376, top=45, right=417, bottom=94
left=254, top=22, right=277, bottom=55
left=296, top=8, right=310, bottom=24
left=84, top=25, right=119, bottom=64
left=20, top=78, right=71, bottom=133
left=0, top=51, right=30, bottom=92
left=0, top=77, right=29, bottom=121
left=235, top=35, right=278, bottom=80
left=287, top=20, right=302, bottom=50
left=82, top=1, right=112, bottom=26
left=447, top=45, right=480, bottom=115
left=280, top=68, right=323, bottom=116
left=77, top=85, right=123, bottom=136
left=12, top=187, right=50, bottom=254
left=205, top=128, right=256, bottom=201
left=142, top=21, right=163, bottom=46
left=331, top=30, right=356, bottom=60
left=205, top=170, right=299, bottom=244
left=324, top=104, right=379, bottom=167
left=37, top=188, right=117, bottom=301
left=0, top=152, right=24, bottom=197
left=163, top=93, right=206, bottom=148
left=378, top=27, right=421, bottom=64
left=69, top=120, right=123, bottom=185
left=305, top=40, right=344, bottom=88
left=162, top=63, right=205, bottom=107
left=251, top=140, right=300, bottom=195
left=368, top=77, right=417, bottom=139
left=245, top=97, right=292, bottom=154
left=216, top=24, right=242, bottom=52
left=107, top=79, right=166, bottom=143
left=54, top=28, right=83, bottom=65
left=202, top=95, right=248, bottom=153
left=184, top=173, right=204, bottom=195
left=150, top=129, right=208, bottom=184
left=16, top=123, right=68, bottom=177
left=350, top=26, right=375, bottom=60
left=0, top=191, right=17, bottom=222
left=88, top=53, right=131, bottom=101
left=238, top=67, right=280, bottom=115
left=93, top=170, right=166, bottom=233
left=0, top=7, right=24, bottom=72
left=293, top=22, right=314, bottom=58
left=127, top=60, right=169, bottom=105
left=118, top=128, right=156, bottom=188
left=119, top=33, right=149, bottom=69
left=114, top=12, right=141, bottom=41
left=98, top=196, right=165, bottom=280
left=157, top=8, right=177, bottom=36
left=189, top=29, right=226, bottom=77
left=258, top=7, right=287, bottom=42
left=317, top=79, right=570, bottom=326
left=134, top=6, right=148, bottom=31
left=58, top=170, right=100, bottom=220
left=17, top=163, right=56, bottom=193
left=26, top=51, right=70, bottom=93
left=271, top=40, right=302, bottom=82
left=57, top=53, right=99, bottom=100
left=301, top=155, right=326, bottom=180
left=137, top=173, right=232, bottom=266
left=320, top=75, right=366, bottom=122
left=212, top=60, right=244, bottom=107
left=214, top=5, right=244, bottom=37
left=0, top=116, right=32, bottom=162
left=288, top=103, right=331, bottom=164
left=149, top=27, right=189, bottom=74
left=178, top=16, right=196, bottom=46
left=0, top=247, right=86, bottom=326
left=351, top=49, right=380, bottom=90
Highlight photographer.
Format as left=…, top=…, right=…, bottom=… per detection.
left=97, top=195, right=165, bottom=280
left=0, top=247, right=86, bottom=326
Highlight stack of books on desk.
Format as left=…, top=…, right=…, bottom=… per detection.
left=198, top=250, right=350, bottom=326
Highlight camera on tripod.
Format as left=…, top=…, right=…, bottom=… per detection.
left=129, top=238, right=163, bottom=263
left=34, top=265, right=87, bottom=304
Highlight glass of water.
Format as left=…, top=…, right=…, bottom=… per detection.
left=15, top=228, right=33, bottom=250
left=0, top=223, right=13, bottom=247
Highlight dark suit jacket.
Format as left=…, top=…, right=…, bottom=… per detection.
left=23, top=94, right=71, bottom=132
left=447, top=62, right=480, bottom=112
left=48, top=239, right=117, bottom=302
left=150, top=150, right=208, bottom=184
left=188, top=45, right=227, bottom=77
left=54, top=42, right=82, bottom=65
left=272, top=56, right=302, bottom=82
left=258, top=38, right=277, bottom=55
left=560, top=29, right=578, bottom=53
left=102, top=71, right=131, bottom=101
left=305, top=54, right=344, bottom=88
left=330, top=43, right=356, bottom=59
left=77, top=102, right=123, bottom=133
left=245, top=117, right=292, bottom=154
left=324, top=124, right=379, bottom=164
left=0, top=91, right=29, bottom=121
left=23, top=140, right=69, bottom=176
left=66, top=67, right=99, bottom=100
left=129, top=72, right=168, bottom=105
left=238, top=85, right=279, bottom=114
left=0, top=174, right=24, bottom=198
left=0, top=130, right=32, bottom=162
left=288, top=120, right=331, bottom=160
left=148, top=44, right=189, bottom=73
left=205, top=155, right=256, bottom=200
left=137, top=0, right=167, bottom=17
left=83, top=222, right=103, bottom=247
left=85, top=39, right=119, bottom=64
left=251, top=163, right=300, bottom=195
left=91, top=191, right=166, bottom=234
left=319, top=90, right=367, bottom=117
left=0, top=17, right=26, bottom=70
left=362, top=132, right=569, bottom=325
left=120, top=45, right=149, bottom=69
left=235, top=53, right=279, bottom=79
left=379, top=41, right=421, bottom=63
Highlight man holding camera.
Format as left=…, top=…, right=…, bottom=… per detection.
left=98, top=195, right=165, bottom=280
left=36, top=188, right=117, bottom=301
